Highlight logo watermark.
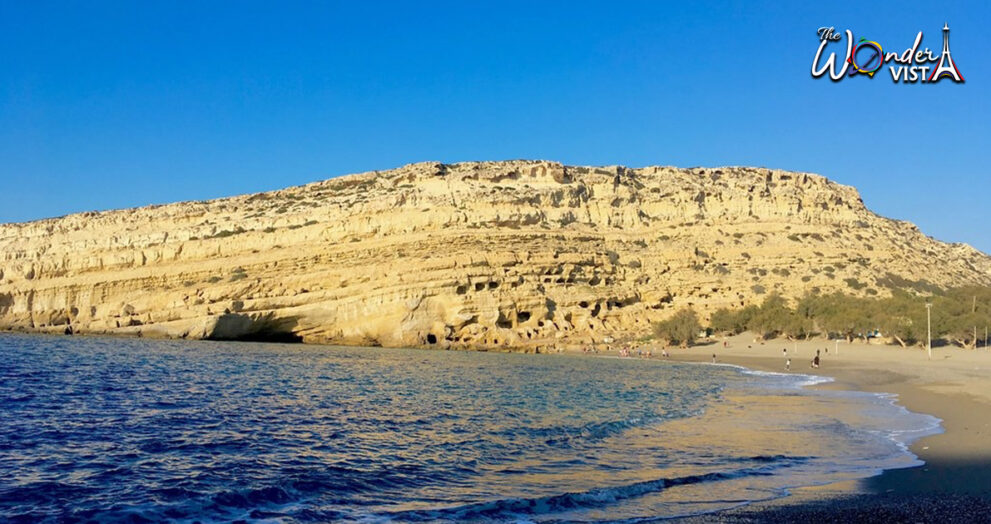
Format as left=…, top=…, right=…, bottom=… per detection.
left=812, top=23, right=964, bottom=83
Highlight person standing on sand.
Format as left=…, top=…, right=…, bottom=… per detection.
left=712, top=354, right=717, bottom=364
left=786, top=358, right=791, bottom=371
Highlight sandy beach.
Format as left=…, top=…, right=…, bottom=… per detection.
left=664, top=333, right=991, bottom=522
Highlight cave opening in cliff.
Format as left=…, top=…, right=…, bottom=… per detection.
left=206, top=315, right=304, bottom=343
left=217, top=330, right=304, bottom=343
left=426, top=333, right=437, bottom=344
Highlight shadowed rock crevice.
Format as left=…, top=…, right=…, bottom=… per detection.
left=207, top=313, right=302, bottom=343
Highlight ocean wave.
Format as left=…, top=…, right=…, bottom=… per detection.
left=375, top=464, right=794, bottom=522
left=721, top=360, right=943, bottom=481
left=719, top=362, right=834, bottom=387
left=860, top=392, right=943, bottom=455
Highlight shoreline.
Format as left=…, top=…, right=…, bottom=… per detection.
left=4, top=331, right=990, bottom=520
left=665, top=333, right=991, bottom=521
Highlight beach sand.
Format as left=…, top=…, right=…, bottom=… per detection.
left=664, top=333, right=991, bottom=522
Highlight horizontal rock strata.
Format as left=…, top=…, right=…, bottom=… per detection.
left=2, top=161, right=989, bottom=349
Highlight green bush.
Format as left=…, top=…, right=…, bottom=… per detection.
left=709, top=286, right=991, bottom=348
left=653, top=308, right=702, bottom=347
left=710, top=307, right=752, bottom=335
left=206, top=227, right=246, bottom=239
left=845, top=278, right=867, bottom=290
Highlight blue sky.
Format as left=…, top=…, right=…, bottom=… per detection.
left=2, top=1, right=988, bottom=251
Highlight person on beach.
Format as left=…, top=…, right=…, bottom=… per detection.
left=712, top=354, right=717, bottom=364
left=812, top=355, right=820, bottom=368
left=783, top=348, right=787, bottom=358
left=786, top=358, right=791, bottom=371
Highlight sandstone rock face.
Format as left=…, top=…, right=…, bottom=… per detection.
left=1, top=161, right=989, bottom=350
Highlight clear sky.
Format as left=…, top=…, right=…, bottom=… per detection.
left=2, top=1, right=988, bottom=251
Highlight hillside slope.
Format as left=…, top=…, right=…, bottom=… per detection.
left=2, top=161, right=989, bottom=349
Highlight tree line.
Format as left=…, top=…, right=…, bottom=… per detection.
left=653, top=286, right=991, bottom=349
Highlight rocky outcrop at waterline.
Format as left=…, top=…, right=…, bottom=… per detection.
left=1, top=161, right=989, bottom=349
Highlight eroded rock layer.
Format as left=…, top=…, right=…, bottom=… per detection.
left=1, top=161, right=989, bottom=349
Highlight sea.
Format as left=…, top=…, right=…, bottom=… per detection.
left=0, top=334, right=941, bottom=522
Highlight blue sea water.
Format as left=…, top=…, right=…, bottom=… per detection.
left=0, top=334, right=939, bottom=522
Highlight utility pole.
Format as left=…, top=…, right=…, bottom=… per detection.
left=926, top=303, right=932, bottom=361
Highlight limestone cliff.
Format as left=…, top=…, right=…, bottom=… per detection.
left=1, top=161, right=989, bottom=349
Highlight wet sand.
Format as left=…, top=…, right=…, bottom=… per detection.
left=665, top=333, right=991, bottom=522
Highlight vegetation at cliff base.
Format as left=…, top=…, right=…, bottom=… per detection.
left=652, top=308, right=702, bottom=347
left=702, top=286, right=991, bottom=349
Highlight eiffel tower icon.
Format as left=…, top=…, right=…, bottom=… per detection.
left=928, top=23, right=964, bottom=83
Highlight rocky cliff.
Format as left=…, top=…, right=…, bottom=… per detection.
left=2, top=161, right=989, bottom=349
